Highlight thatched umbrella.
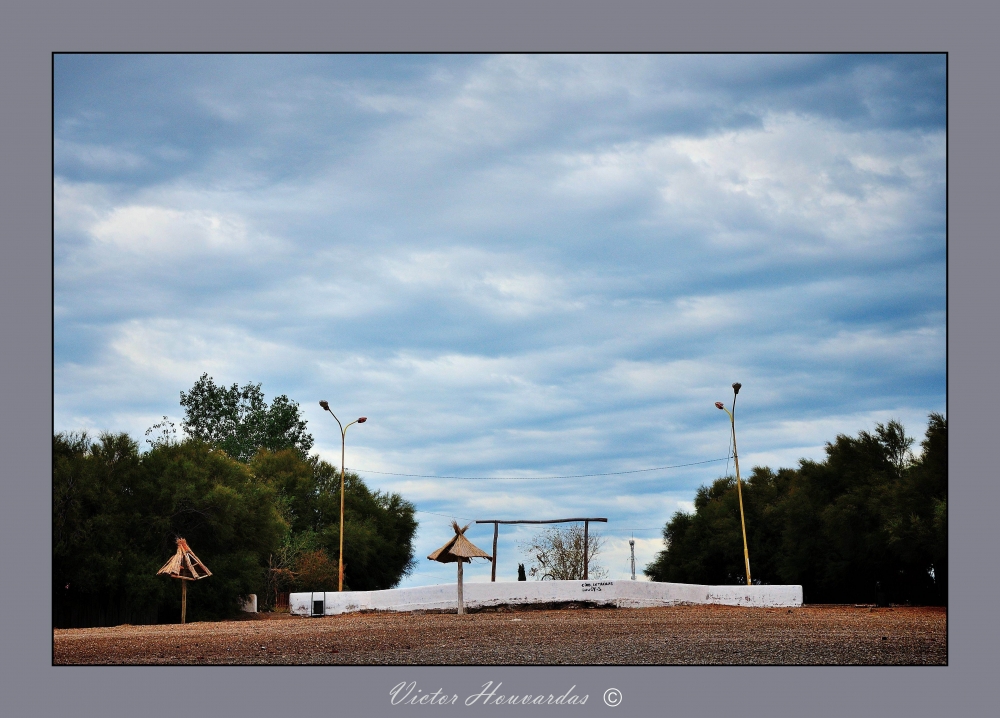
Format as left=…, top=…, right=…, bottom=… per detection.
left=427, top=521, right=492, bottom=615
left=157, top=537, right=212, bottom=624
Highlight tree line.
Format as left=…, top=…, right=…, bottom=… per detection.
left=645, top=414, right=947, bottom=605
left=53, top=375, right=417, bottom=628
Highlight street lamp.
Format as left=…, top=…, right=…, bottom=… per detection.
left=715, top=382, right=752, bottom=586
left=319, top=400, right=367, bottom=592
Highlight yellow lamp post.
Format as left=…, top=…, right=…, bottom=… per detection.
left=715, top=382, right=752, bottom=586
left=319, top=400, right=366, bottom=591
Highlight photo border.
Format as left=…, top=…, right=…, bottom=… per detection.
left=6, top=1, right=993, bottom=715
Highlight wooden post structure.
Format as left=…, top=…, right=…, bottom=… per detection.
left=491, top=522, right=499, bottom=582
left=457, top=559, right=465, bottom=614
left=476, top=518, right=607, bottom=581
left=181, top=579, right=188, bottom=624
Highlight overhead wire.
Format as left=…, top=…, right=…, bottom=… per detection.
left=347, top=456, right=730, bottom=481
left=401, top=454, right=731, bottom=555
left=415, top=508, right=476, bottom=522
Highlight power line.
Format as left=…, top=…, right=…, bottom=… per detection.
left=415, top=509, right=476, bottom=522
left=347, top=456, right=730, bottom=481
left=603, top=528, right=663, bottom=532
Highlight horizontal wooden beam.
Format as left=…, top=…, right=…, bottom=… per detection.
left=475, top=518, right=607, bottom=525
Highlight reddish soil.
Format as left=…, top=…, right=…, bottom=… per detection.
left=53, top=604, right=946, bottom=665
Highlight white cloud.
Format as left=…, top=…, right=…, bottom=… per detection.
left=54, top=179, right=114, bottom=238
left=802, top=326, right=945, bottom=367
left=546, top=112, right=944, bottom=258
left=91, top=205, right=251, bottom=255
left=380, top=248, right=584, bottom=318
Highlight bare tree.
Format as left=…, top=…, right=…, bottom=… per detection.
left=519, top=525, right=607, bottom=580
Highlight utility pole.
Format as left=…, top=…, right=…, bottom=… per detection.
left=629, top=535, right=636, bottom=580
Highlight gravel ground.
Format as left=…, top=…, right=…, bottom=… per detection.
left=53, top=604, right=946, bottom=665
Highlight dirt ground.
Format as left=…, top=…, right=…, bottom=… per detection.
left=53, top=604, right=947, bottom=665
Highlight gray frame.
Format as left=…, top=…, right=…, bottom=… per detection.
left=5, top=1, right=994, bottom=716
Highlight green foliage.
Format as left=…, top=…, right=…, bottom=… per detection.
left=645, top=415, right=947, bottom=605
left=179, top=373, right=313, bottom=462
left=54, top=434, right=418, bottom=627
left=54, top=434, right=286, bottom=626
left=53, top=432, right=153, bottom=626
left=136, top=441, right=288, bottom=620
left=252, top=452, right=418, bottom=592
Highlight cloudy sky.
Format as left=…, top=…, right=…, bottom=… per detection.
left=54, top=54, right=946, bottom=587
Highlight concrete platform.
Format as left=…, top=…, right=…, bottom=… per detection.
left=290, top=580, right=802, bottom=616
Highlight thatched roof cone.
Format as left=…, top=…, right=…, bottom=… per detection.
left=157, top=537, right=212, bottom=580
left=427, top=521, right=493, bottom=564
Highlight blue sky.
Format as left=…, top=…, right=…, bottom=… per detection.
left=54, top=54, right=946, bottom=587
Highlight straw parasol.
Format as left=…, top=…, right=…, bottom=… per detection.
left=427, top=521, right=492, bottom=615
left=157, top=537, right=212, bottom=624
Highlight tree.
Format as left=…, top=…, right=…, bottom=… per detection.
left=53, top=433, right=287, bottom=627
left=883, top=413, right=947, bottom=603
left=54, top=391, right=419, bottom=626
left=250, top=449, right=418, bottom=593
left=642, top=468, right=790, bottom=586
left=519, top=525, right=606, bottom=580
left=292, top=550, right=341, bottom=591
left=53, top=432, right=151, bottom=627
left=644, top=415, right=947, bottom=605
left=179, top=373, right=313, bottom=463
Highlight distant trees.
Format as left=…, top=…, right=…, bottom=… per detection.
left=251, top=450, right=417, bottom=598
left=520, top=525, right=606, bottom=580
left=54, top=434, right=287, bottom=627
left=645, top=415, right=947, bottom=605
left=54, top=379, right=418, bottom=627
left=179, top=373, right=313, bottom=462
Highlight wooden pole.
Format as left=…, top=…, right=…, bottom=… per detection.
left=583, top=520, right=589, bottom=580
left=457, top=560, right=465, bottom=615
left=731, top=413, right=752, bottom=586
left=491, top=522, right=498, bottom=582
left=181, top=579, right=187, bottom=625
left=339, top=431, right=345, bottom=592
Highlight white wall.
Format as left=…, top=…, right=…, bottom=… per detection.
left=290, top=580, right=802, bottom=616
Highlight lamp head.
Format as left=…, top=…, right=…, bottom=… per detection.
left=715, top=402, right=725, bottom=410
left=357, top=417, right=367, bottom=423
left=319, top=400, right=330, bottom=411
left=732, top=382, right=741, bottom=395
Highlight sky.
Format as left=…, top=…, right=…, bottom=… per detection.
left=54, top=54, right=946, bottom=587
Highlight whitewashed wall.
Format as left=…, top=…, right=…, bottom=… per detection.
left=290, top=580, right=802, bottom=616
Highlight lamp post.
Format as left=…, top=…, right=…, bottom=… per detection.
left=715, top=382, right=752, bottom=586
left=629, top=536, right=636, bottom=580
left=319, top=400, right=367, bottom=592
